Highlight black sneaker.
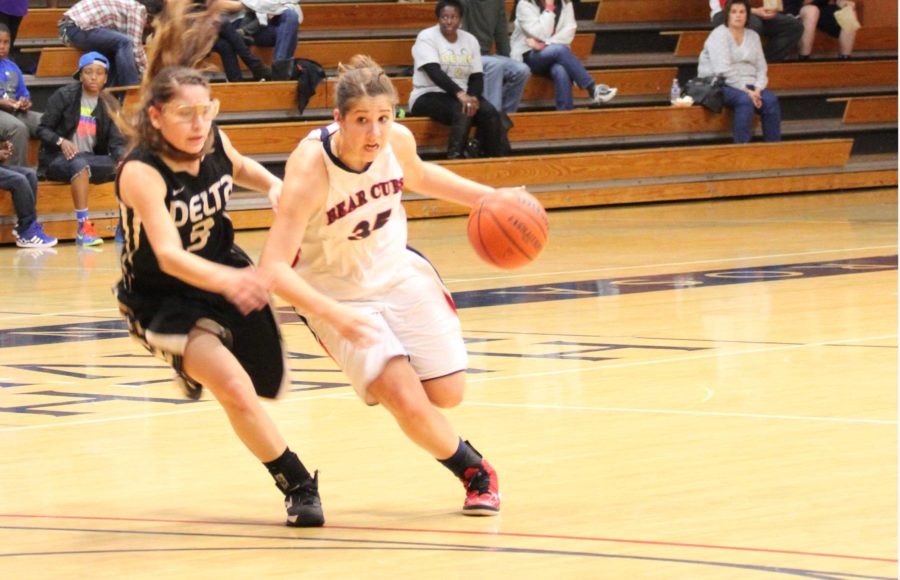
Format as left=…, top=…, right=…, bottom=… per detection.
left=174, top=373, right=203, bottom=400
left=285, top=471, right=325, bottom=527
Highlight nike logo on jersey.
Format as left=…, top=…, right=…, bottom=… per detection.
left=326, top=177, right=404, bottom=225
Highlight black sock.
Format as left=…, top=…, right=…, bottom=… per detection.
left=438, top=438, right=483, bottom=479
left=585, top=82, right=596, bottom=97
left=264, top=448, right=312, bottom=493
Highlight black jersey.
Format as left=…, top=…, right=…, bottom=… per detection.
left=117, top=127, right=239, bottom=298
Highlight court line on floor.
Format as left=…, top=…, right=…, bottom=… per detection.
left=456, top=400, right=895, bottom=425
left=466, top=333, right=897, bottom=384
left=0, top=333, right=894, bottom=433
left=0, top=307, right=123, bottom=323
left=0, top=393, right=343, bottom=434
left=0, top=546, right=890, bottom=580
left=0, top=517, right=895, bottom=568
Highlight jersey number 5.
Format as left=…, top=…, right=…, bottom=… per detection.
left=187, top=217, right=215, bottom=251
left=349, top=209, right=392, bottom=240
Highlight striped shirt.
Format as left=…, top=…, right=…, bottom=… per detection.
left=64, top=0, right=148, bottom=72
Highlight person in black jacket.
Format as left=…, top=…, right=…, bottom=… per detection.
left=36, top=52, right=125, bottom=246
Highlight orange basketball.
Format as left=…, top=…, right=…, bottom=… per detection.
left=467, top=190, right=549, bottom=269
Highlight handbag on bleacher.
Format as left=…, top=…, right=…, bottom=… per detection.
left=684, top=76, right=725, bottom=113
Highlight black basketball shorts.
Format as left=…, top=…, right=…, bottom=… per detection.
left=115, top=284, right=288, bottom=399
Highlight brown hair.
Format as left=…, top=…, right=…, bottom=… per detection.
left=105, top=0, right=242, bottom=161
left=334, top=55, right=398, bottom=117
left=724, top=0, right=752, bottom=27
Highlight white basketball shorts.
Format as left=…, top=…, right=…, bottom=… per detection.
left=300, top=250, right=468, bottom=403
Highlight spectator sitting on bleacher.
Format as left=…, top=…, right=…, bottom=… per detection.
left=236, top=0, right=301, bottom=80
left=783, top=0, right=858, bottom=59
left=709, top=0, right=803, bottom=62
left=191, top=0, right=273, bottom=82
left=36, top=52, right=125, bottom=246
left=58, top=0, right=164, bottom=88
left=1, top=138, right=58, bottom=248
left=410, top=0, right=507, bottom=159
left=511, top=0, right=616, bottom=111
left=460, top=0, right=530, bottom=114
left=0, top=24, right=42, bottom=168
left=700, top=0, right=782, bottom=144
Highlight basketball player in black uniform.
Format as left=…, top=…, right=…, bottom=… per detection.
left=109, top=0, right=323, bottom=527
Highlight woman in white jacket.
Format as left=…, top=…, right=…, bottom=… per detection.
left=510, top=0, right=615, bottom=110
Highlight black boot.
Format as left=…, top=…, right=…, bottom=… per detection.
left=249, top=60, right=272, bottom=81
left=271, top=59, right=294, bottom=81
left=446, top=111, right=473, bottom=160
left=474, top=101, right=507, bottom=158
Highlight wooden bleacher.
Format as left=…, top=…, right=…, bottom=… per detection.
left=767, top=59, right=897, bottom=91
left=829, top=95, right=899, bottom=124
left=117, top=68, right=678, bottom=116
left=111, top=61, right=894, bottom=119
left=594, top=0, right=709, bottom=24
left=664, top=27, right=900, bottom=58
left=32, top=34, right=596, bottom=77
left=5, top=138, right=894, bottom=243
left=217, top=106, right=734, bottom=155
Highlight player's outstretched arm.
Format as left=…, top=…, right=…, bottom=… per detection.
left=219, top=128, right=284, bottom=211
left=259, top=142, right=381, bottom=348
left=119, top=160, right=270, bottom=314
left=390, top=123, right=495, bottom=208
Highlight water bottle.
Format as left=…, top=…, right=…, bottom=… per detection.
left=670, top=78, right=681, bottom=104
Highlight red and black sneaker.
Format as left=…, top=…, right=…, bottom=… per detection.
left=461, top=460, right=500, bottom=516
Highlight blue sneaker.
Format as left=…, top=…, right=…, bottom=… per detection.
left=76, top=220, right=104, bottom=246
left=16, top=222, right=59, bottom=248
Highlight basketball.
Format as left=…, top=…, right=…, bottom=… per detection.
left=467, top=190, right=549, bottom=269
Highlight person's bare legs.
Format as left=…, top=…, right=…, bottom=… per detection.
left=368, top=357, right=500, bottom=514
left=367, top=356, right=459, bottom=459
left=798, top=4, right=820, bottom=56
left=182, top=327, right=286, bottom=462
left=838, top=26, right=857, bottom=56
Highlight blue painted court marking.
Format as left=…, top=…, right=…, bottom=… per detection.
left=0, top=390, right=195, bottom=417
left=452, top=255, right=897, bottom=309
left=0, top=256, right=895, bottom=349
left=0, top=320, right=128, bottom=348
left=0, top=524, right=893, bottom=579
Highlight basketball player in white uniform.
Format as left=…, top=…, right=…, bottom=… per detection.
left=261, top=55, right=529, bottom=515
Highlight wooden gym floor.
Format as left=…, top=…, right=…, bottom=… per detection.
left=0, top=188, right=896, bottom=579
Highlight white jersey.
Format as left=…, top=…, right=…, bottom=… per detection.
left=294, top=123, right=409, bottom=301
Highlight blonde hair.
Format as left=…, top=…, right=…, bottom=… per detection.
left=334, top=55, right=398, bottom=116
left=105, top=0, right=242, bottom=161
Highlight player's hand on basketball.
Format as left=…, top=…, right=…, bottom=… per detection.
left=223, top=267, right=273, bottom=315
left=329, top=304, right=381, bottom=348
left=267, top=182, right=282, bottom=213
